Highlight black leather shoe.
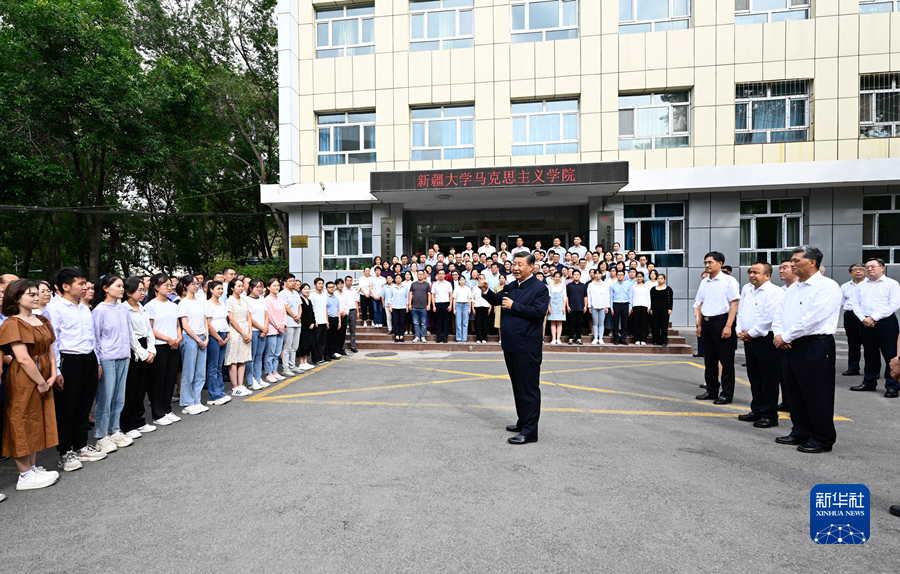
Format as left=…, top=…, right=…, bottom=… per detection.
left=889, top=505, right=900, bottom=518
left=699, top=384, right=707, bottom=388
left=692, top=353, right=704, bottom=358
left=350, top=348, right=358, bottom=353
left=777, top=402, right=789, bottom=411
left=886, top=389, right=899, bottom=398
left=753, top=418, right=779, bottom=428
left=338, top=350, right=348, bottom=356
left=713, top=396, right=732, bottom=405
left=775, top=435, right=806, bottom=445
left=850, top=383, right=877, bottom=392
left=507, top=434, right=537, bottom=445
left=568, top=339, right=574, bottom=345
left=505, top=425, right=521, bottom=433
left=738, top=413, right=761, bottom=422
left=842, top=369, right=860, bottom=376
left=695, top=391, right=716, bottom=400
left=797, top=443, right=832, bottom=453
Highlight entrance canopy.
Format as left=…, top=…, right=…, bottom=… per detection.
left=370, top=162, right=628, bottom=210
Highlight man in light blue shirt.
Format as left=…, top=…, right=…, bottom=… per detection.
left=324, top=281, right=342, bottom=361
left=484, top=262, right=501, bottom=290
left=609, top=270, right=632, bottom=345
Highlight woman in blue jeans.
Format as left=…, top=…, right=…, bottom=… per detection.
left=244, top=279, right=269, bottom=391
left=176, top=274, right=209, bottom=415
left=204, top=281, right=231, bottom=406
left=451, top=276, right=474, bottom=342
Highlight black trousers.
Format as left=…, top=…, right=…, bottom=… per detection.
left=392, top=308, right=407, bottom=337
left=149, top=344, right=179, bottom=421
left=612, top=303, right=629, bottom=342
left=632, top=306, right=649, bottom=343
left=568, top=310, right=584, bottom=341
left=475, top=307, right=490, bottom=341
left=311, top=324, right=327, bottom=363
left=745, top=333, right=780, bottom=420
left=701, top=315, right=737, bottom=399
left=54, top=352, right=99, bottom=455
left=359, top=295, right=372, bottom=322
left=435, top=302, right=451, bottom=341
left=650, top=304, right=669, bottom=345
left=326, top=317, right=341, bottom=358
left=860, top=314, right=900, bottom=390
left=504, top=351, right=542, bottom=437
left=337, top=315, right=348, bottom=351
left=782, top=336, right=836, bottom=447
left=843, top=310, right=862, bottom=372
left=120, top=351, right=152, bottom=433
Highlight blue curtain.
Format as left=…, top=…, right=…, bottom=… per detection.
left=649, top=220, right=665, bottom=252
left=624, top=222, right=636, bottom=251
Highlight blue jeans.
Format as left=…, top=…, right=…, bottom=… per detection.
left=246, top=331, right=264, bottom=384
left=205, top=331, right=228, bottom=401
left=264, top=332, right=285, bottom=373
left=179, top=335, right=208, bottom=406
left=591, top=308, right=606, bottom=340
left=372, top=298, right=384, bottom=325
left=95, top=358, right=129, bottom=438
left=455, top=303, right=470, bottom=341
left=412, top=308, right=428, bottom=339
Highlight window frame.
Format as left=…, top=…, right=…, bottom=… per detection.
left=618, top=0, right=691, bottom=35
left=623, top=202, right=686, bottom=267
left=410, top=104, right=476, bottom=161
left=859, top=0, right=900, bottom=13
left=734, top=0, right=809, bottom=25
left=321, top=212, right=374, bottom=271
left=315, top=4, right=375, bottom=59
left=317, top=111, right=377, bottom=166
left=618, top=91, right=691, bottom=150
left=410, top=0, right=474, bottom=52
left=734, top=81, right=810, bottom=145
left=739, top=198, right=804, bottom=266
left=511, top=98, right=580, bottom=156
left=510, top=0, right=579, bottom=44
left=859, top=73, right=900, bottom=139
left=863, top=195, right=900, bottom=264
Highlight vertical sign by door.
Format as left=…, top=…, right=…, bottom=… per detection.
left=597, top=211, right=615, bottom=253
left=381, top=217, right=396, bottom=261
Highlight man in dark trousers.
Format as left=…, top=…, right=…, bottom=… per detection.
left=478, top=252, right=549, bottom=444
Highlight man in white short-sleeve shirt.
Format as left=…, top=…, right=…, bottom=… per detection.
left=694, top=251, right=741, bottom=404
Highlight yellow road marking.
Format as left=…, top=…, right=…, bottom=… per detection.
left=245, top=361, right=334, bottom=401
left=263, top=375, right=502, bottom=400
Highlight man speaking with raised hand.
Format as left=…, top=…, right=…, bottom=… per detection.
left=479, top=252, right=549, bottom=445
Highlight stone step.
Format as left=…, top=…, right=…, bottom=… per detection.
left=353, top=341, right=693, bottom=354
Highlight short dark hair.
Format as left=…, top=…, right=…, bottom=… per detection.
left=1, top=279, right=38, bottom=317
left=53, top=267, right=86, bottom=294
left=513, top=252, right=535, bottom=265
left=314, top=277, right=324, bottom=285
left=491, top=262, right=500, bottom=269
left=750, top=261, right=773, bottom=276
left=865, top=257, right=886, bottom=268
left=780, top=259, right=792, bottom=265
left=616, top=269, right=625, bottom=276
left=636, top=271, right=644, bottom=278
left=792, top=246, right=824, bottom=269
left=122, top=276, right=144, bottom=302
left=722, top=265, right=733, bottom=273
left=326, top=281, right=335, bottom=287
left=223, top=267, right=235, bottom=275
left=848, top=263, right=864, bottom=272
left=573, top=269, right=581, bottom=276
left=335, top=278, right=344, bottom=285
left=704, top=251, right=726, bottom=265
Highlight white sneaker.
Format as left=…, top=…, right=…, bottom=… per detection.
left=96, top=436, right=118, bottom=453
left=125, top=429, right=142, bottom=440
left=291, top=367, right=305, bottom=374
left=110, top=431, right=134, bottom=448
left=16, top=470, right=57, bottom=490
left=232, top=386, right=252, bottom=397
left=196, top=404, right=209, bottom=413
left=77, top=445, right=107, bottom=462
left=0, top=493, right=5, bottom=502
left=165, top=412, right=181, bottom=423
left=34, top=466, right=60, bottom=481
left=250, top=380, right=263, bottom=390
left=152, top=417, right=172, bottom=426
left=265, top=373, right=278, bottom=383
left=281, top=370, right=294, bottom=378
left=208, top=395, right=231, bottom=405
left=298, top=363, right=313, bottom=371
left=58, top=451, right=83, bottom=472
left=182, top=405, right=202, bottom=415
left=136, top=424, right=157, bottom=433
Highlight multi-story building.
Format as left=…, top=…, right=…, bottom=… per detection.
left=262, top=0, right=900, bottom=326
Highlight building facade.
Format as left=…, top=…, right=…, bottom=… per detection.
left=262, top=0, right=900, bottom=326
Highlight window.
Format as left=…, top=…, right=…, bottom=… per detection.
left=619, top=0, right=690, bottom=34
left=739, top=198, right=802, bottom=266
left=411, top=105, right=474, bottom=161
left=511, top=0, right=578, bottom=43
left=618, top=92, right=690, bottom=150
left=863, top=195, right=900, bottom=264
left=511, top=99, right=579, bottom=156
left=410, top=0, right=473, bottom=52
left=316, top=4, right=374, bottom=59
left=735, top=81, right=810, bottom=144
left=734, top=0, right=809, bottom=24
left=859, top=0, right=899, bottom=12
left=623, top=203, right=685, bottom=267
left=317, top=112, right=376, bottom=165
left=322, top=212, right=374, bottom=271
left=860, top=73, right=900, bottom=139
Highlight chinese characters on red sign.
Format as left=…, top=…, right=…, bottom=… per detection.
left=415, top=167, right=576, bottom=189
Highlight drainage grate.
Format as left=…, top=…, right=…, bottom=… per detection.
left=366, top=352, right=398, bottom=358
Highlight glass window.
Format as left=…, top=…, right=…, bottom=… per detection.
left=618, top=92, right=690, bottom=150
left=859, top=0, right=899, bottom=13
left=623, top=202, right=686, bottom=267
left=316, top=4, right=375, bottom=59
left=317, top=111, right=376, bottom=165
left=322, top=212, right=374, bottom=270
left=860, top=73, right=900, bottom=139
left=619, top=0, right=690, bottom=35
left=411, top=0, right=474, bottom=52
left=863, top=194, right=900, bottom=263
left=411, top=105, right=475, bottom=161
left=511, top=0, right=578, bottom=43
left=511, top=99, right=579, bottom=156
left=734, top=0, right=808, bottom=25
left=739, top=198, right=803, bottom=266
left=735, top=81, right=809, bottom=144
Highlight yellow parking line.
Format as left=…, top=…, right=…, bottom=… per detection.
left=245, top=361, right=334, bottom=401
left=260, top=375, right=504, bottom=400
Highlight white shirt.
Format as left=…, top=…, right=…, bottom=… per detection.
left=852, top=274, right=900, bottom=322
left=773, top=271, right=842, bottom=344
left=42, top=297, right=96, bottom=370
left=126, top=302, right=156, bottom=361
left=511, top=246, right=530, bottom=254
left=548, top=246, right=566, bottom=258
left=309, top=291, right=328, bottom=324
left=177, top=298, right=207, bottom=338
left=696, top=272, right=741, bottom=317
left=781, top=281, right=795, bottom=292
left=736, top=281, right=784, bottom=339
left=245, top=295, right=267, bottom=331
left=635, top=265, right=649, bottom=277
left=431, top=280, right=453, bottom=303
left=840, top=280, right=862, bottom=312
left=279, top=288, right=302, bottom=327
left=358, top=275, right=373, bottom=297
left=206, top=300, right=229, bottom=333
left=473, top=285, right=491, bottom=308
left=144, top=298, right=179, bottom=342
left=337, top=288, right=355, bottom=314
left=630, top=282, right=652, bottom=309
left=568, top=245, right=587, bottom=259
left=587, top=278, right=611, bottom=309
left=478, top=245, right=496, bottom=257
left=461, top=250, right=474, bottom=260
left=453, top=285, right=473, bottom=304
left=371, top=276, right=386, bottom=298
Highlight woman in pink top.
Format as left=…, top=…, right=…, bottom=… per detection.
left=263, top=278, right=287, bottom=383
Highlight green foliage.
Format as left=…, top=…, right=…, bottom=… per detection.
left=206, top=257, right=288, bottom=281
